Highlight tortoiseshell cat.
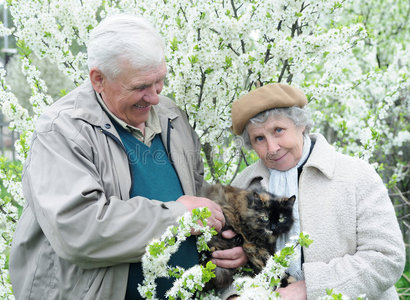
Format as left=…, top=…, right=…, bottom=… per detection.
left=199, top=184, right=295, bottom=290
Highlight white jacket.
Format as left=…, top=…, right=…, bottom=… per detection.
left=232, top=133, right=405, bottom=299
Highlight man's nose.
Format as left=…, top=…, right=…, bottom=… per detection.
left=142, top=85, right=160, bottom=104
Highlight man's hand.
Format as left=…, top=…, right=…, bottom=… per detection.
left=176, top=195, right=225, bottom=233
left=277, top=280, right=307, bottom=300
left=211, top=230, right=248, bottom=268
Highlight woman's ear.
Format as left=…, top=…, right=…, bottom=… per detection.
left=300, top=125, right=306, bottom=135
left=89, top=68, right=104, bottom=93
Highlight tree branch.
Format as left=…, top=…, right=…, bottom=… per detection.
left=202, top=142, right=217, bottom=182
left=193, top=68, right=206, bottom=130
left=278, top=59, right=289, bottom=83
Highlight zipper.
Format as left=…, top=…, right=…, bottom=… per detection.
left=99, top=126, right=134, bottom=193
left=167, top=118, right=175, bottom=167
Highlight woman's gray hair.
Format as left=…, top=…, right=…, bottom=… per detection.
left=241, top=106, right=313, bottom=149
left=87, top=14, right=166, bottom=79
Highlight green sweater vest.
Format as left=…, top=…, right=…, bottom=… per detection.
left=113, top=123, right=199, bottom=299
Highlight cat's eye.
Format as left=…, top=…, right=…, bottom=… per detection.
left=259, top=216, right=269, bottom=222
left=279, top=214, right=285, bottom=223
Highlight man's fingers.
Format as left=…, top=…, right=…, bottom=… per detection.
left=210, top=209, right=225, bottom=227
left=176, top=195, right=226, bottom=232
left=207, top=217, right=223, bottom=232
left=221, top=229, right=236, bottom=239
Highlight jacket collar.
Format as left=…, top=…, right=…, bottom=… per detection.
left=71, top=80, right=111, bottom=127
left=237, top=133, right=336, bottom=188
left=304, top=133, right=336, bottom=180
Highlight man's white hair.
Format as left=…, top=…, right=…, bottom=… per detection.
left=87, top=14, right=165, bottom=79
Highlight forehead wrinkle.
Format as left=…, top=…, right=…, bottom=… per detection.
left=117, top=61, right=167, bottom=86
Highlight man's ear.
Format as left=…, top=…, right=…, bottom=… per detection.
left=89, top=68, right=104, bottom=93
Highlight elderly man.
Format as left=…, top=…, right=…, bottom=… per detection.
left=9, top=14, right=245, bottom=299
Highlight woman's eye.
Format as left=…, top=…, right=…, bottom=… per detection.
left=275, top=128, right=283, bottom=134
left=255, top=136, right=264, bottom=142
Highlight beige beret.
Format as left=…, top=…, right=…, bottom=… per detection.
left=231, top=83, right=307, bottom=135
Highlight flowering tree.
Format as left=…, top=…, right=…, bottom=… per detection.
left=0, top=0, right=408, bottom=298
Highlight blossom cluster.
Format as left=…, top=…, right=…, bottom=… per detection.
left=138, top=207, right=217, bottom=299
left=138, top=221, right=367, bottom=299
left=138, top=208, right=216, bottom=299
left=139, top=207, right=315, bottom=299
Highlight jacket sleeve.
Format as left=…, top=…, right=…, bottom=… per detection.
left=23, top=129, right=188, bottom=269
left=303, top=161, right=405, bottom=298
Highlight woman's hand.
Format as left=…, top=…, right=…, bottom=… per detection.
left=277, top=280, right=307, bottom=300
left=211, top=229, right=248, bottom=268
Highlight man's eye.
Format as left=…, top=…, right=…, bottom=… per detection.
left=275, top=128, right=283, bottom=133
left=255, top=136, right=264, bottom=142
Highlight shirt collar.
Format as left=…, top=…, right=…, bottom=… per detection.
left=95, top=92, right=161, bottom=145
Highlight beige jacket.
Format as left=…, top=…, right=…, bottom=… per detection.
left=232, top=133, right=405, bottom=299
left=10, top=80, right=204, bottom=299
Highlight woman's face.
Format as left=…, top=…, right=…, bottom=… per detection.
left=247, top=115, right=306, bottom=171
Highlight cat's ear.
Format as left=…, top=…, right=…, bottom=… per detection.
left=287, top=195, right=296, bottom=206
left=247, top=191, right=260, bottom=207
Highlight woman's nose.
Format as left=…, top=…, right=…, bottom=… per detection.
left=267, top=138, right=280, bottom=153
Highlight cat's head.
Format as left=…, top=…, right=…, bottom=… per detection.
left=268, top=195, right=295, bottom=236
left=245, top=189, right=295, bottom=239
left=240, top=190, right=281, bottom=240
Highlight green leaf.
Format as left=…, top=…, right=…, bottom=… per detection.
left=170, top=37, right=179, bottom=52
left=16, top=40, right=32, bottom=57
left=201, top=261, right=216, bottom=283
left=189, top=54, right=199, bottom=65
left=299, top=232, right=313, bottom=248
left=176, top=16, right=182, bottom=29
left=225, top=56, right=233, bottom=69
left=59, top=89, right=68, bottom=97
left=148, top=241, right=165, bottom=257
left=326, top=288, right=334, bottom=295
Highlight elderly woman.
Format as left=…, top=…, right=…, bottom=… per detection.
left=228, top=83, right=405, bottom=299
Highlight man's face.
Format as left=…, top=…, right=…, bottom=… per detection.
left=99, top=62, right=167, bottom=129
